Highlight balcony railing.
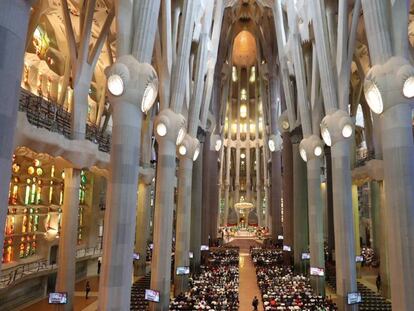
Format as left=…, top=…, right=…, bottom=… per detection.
left=0, top=246, right=103, bottom=289
left=85, top=123, right=111, bottom=153
left=18, top=88, right=111, bottom=153
left=19, top=88, right=72, bottom=138
left=355, top=149, right=376, bottom=168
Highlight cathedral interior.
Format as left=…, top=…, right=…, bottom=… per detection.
left=0, top=0, right=414, bottom=310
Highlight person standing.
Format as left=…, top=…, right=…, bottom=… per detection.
left=85, top=280, right=91, bottom=299
left=252, top=296, right=259, bottom=310
left=376, top=273, right=381, bottom=293
left=97, top=258, right=101, bottom=275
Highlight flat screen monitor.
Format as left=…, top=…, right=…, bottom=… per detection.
left=310, top=267, right=325, bottom=276
left=278, top=235, right=284, bottom=240
left=283, top=245, right=291, bottom=252
left=189, top=252, right=194, bottom=259
left=200, top=245, right=209, bottom=251
left=347, top=292, right=362, bottom=305
left=145, top=289, right=160, bottom=303
left=301, top=252, right=310, bottom=260
left=355, top=255, right=363, bottom=263
left=133, top=253, right=140, bottom=260
left=149, top=243, right=154, bottom=250
left=48, top=292, right=68, bottom=304
left=176, top=266, right=190, bottom=275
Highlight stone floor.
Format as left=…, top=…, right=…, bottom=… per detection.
left=20, top=276, right=100, bottom=311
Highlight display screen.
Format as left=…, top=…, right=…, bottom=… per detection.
left=189, top=252, right=193, bottom=259
left=283, top=245, right=291, bottom=252
left=149, top=243, right=154, bottom=250
left=145, top=289, right=160, bottom=302
left=310, top=267, right=325, bottom=276
left=133, top=253, right=140, bottom=260
left=278, top=235, right=284, bottom=240
left=176, top=266, right=190, bottom=275
left=301, top=252, right=310, bottom=260
left=347, top=292, right=362, bottom=304
left=48, top=292, right=68, bottom=304
left=355, top=255, right=363, bottom=263
left=200, top=245, right=209, bottom=251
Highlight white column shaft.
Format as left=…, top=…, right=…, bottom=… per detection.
left=149, top=138, right=177, bottom=310
left=190, top=147, right=203, bottom=271
left=56, top=168, right=81, bottom=311
left=307, top=158, right=325, bottom=296
left=174, top=157, right=193, bottom=295
left=98, top=102, right=142, bottom=310
left=331, top=139, right=358, bottom=311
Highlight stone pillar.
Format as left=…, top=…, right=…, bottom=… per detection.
left=201, top=132, right=212, bottom=245
left=307, top=158, right=325, bottom=295
left=150, top=109, right=185, bottom=310
left=325, top=148, right=335, bottom=262
left=361, top=3, right=414, bottom=308
left=234, top=67, right=241, bottom=206
left=134, top=169, right=154, bottom=277
left=0, top=1, right=31, bottom=272
left=292, top=137, right=309, bottom=272
left=98, top=56, right=157, bottom=311
left=282, top=133, right=294, bottom=264
left=234, top=143, right=241, bottom=205
left=190, top=141, right=203, bottom=272
left=208, top=147, right=220, bottom=243
left=174, top=135, right=198, bottom=295
left=268, top=74, right=283, bottom=240
left=362, top=1, right=414, bottom=306
left=352, top=184, right=361, bottom=277
left=246, top=145, right=252, bottom=202
left=380, top=104, right=414, bottom=309
left=246, top=94, right=252, bottom=203
left=300, top=135, right=325, bottom=296
left=55, top=168, right=80, bottom=311
left=217, top=146, right=225, bottom=227
left=169, top=0, right=198, bottom=112
left=270, top=150, right=283, bottom=240
left=223, top=143, right=231, bottom=226
left=331, top=139, right=357, bottom=311
left=262, top=144, right=270, bottom=229
left=255, top=144, right=262, bottom=227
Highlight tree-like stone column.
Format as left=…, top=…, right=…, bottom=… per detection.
left=0, top=0, right=31, bottom=272
left=362, top=2, right=414, bottom=309
left=282, top=132, right=294, bottom=264
left=190, top=132, right=205, bottom=272
left=55, top=168, right=81, bottom=311
left=291, top=134, right=309, bottom=272
left=320, top=111, right=358, bottom=310
left=150, top=109, right=185, bottom=310
left=299, top=136, right=325, bottom=295
left=174, top=135, right=199, bottom=295
left=98, top=56, right=158, bottom=310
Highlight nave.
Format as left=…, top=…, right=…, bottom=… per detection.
left=1, top=0, right=414, bottom=311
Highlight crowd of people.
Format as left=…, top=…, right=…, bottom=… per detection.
left=251, top=247, right=337, bottom=310
left=169, top=248, right=239, bottom=310
left=361, top=247, right=378, bottom=267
